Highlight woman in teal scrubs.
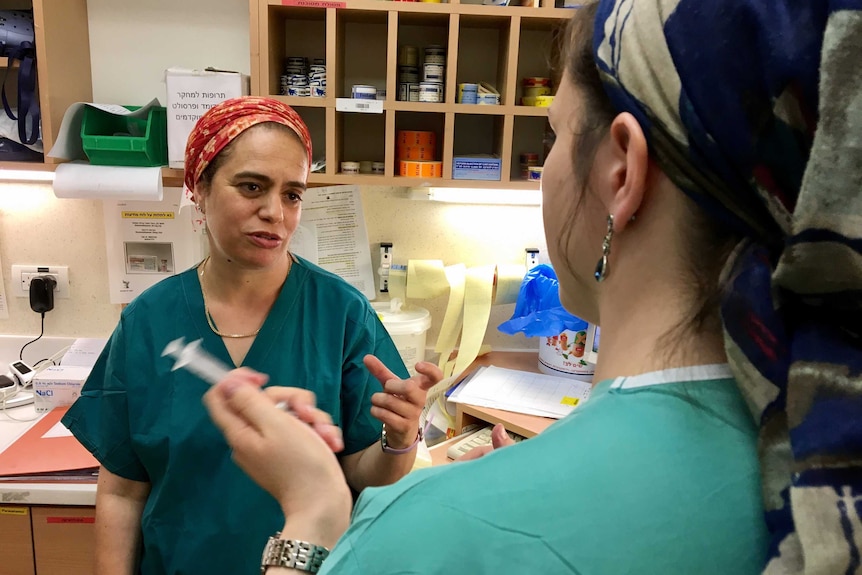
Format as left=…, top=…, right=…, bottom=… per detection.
left=62, top=97, right=440, bottom=575
left=204, top=0, right=862, bottom=573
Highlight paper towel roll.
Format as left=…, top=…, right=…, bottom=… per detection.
left=53, top=163, right=164, bottom=201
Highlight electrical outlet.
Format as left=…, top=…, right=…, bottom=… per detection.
left=11, top=265, right=70, bottom=299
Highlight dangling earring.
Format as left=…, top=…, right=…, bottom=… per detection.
left=594, top=214, right=614, bottom=282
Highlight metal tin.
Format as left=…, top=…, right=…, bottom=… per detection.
left=523, top=86, right=551, bottom=98
left=341, top=161, right=360, bottom=174
left=477, top=93, right=500, bottom=105
left=419, top=82, right=443, bottom=103
left=359, top=161, right=373, bottom=174
left=399, top=45, right=419, bottom=67
left=522, top=76, right=550, bottom=87
left=372, top=161, right=385, bottom=174
left=423, top=64, right=445, bottom=83
left=520, top=152, right=540, bottom=179
left=457, top=83, right=479, bottom=104
left=351, top=84, right=378, bottom=99
left=398, top=65, right=420, bottom=83
left=528, top=166, right=543, bottom=181
left=408, top=84, right=421, bottom=102
left=425, top=45, right=446, bottom=58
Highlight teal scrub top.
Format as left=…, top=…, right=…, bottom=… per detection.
left=62, top=257, right=408, bottom=575
left=321, top=365, right=769, bottom=574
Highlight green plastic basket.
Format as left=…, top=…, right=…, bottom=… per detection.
left=81, top=105, right=168, bottom=167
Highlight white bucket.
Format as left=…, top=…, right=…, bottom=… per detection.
left=372, top=302, right=432, bottom=376
left=537, top=328, right=595, bottom=383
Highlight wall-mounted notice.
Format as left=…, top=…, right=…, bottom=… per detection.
left=289, top=185, right=375, bottom=300
left=103, top=188, right=204, bottom=304
left=165, top=68, right=249, bottom=169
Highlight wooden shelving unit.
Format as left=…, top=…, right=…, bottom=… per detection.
left=251, top=0, right=571, bottom=189
left=0, top=1, right=93, bottom=165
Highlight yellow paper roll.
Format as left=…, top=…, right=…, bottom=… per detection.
left=494, top=264, right=526, bottom=305
left=387, top=266, right=408, bottom=306
left=407, top=260, right=449, bottom=299
left=453, top=265, right=496, bottom=377
left=434, top=264, right=467, bottom=372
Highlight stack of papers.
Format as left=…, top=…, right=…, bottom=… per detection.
left=448, top=366, right=593, bottom=419
left=60, top=337, right=107, bottom=368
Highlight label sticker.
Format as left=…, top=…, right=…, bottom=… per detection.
left=281, top=0, right=346, bottom=8
left=560, top=396, right=580, bottom=407
left=46, top=516, right=95, bottom=524
left=0, top=507, right=28, bottom=516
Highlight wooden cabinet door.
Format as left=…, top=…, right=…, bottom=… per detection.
left=0, top=506, right=35, bottom=575
left=30, top=506, right=95, bottom=575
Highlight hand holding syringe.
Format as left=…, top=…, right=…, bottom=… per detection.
left=162, top=337, right=344, bottom=452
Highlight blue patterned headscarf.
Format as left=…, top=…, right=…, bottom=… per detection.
left=594, top=1, right=862, bottom=572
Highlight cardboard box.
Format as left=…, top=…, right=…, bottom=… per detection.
left=32, top=366, right=92, bottom=413
left=453, top=155, right=502, bottom=181
left=165, top=68, right=250, bottom=169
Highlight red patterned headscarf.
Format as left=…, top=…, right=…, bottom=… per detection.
left=183, top=96, right=312, bottom=194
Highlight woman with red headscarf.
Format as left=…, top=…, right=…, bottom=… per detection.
left=62, top=97, right=440, bottom=575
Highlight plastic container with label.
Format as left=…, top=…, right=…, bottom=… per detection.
left=538, top=328, right=595, bottom=382
left=372, top=302, right=431, bottom=376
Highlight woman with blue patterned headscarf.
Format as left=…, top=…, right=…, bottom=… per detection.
left=195, top=1, right=861, bottom=574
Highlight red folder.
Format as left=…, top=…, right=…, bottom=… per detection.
left=0, top=406, right=99, bottom=479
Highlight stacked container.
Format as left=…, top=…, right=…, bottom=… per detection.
left=397, top=130, right=442, bottom=177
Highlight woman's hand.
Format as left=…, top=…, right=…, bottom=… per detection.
left=457, top=424, right=516, bottom=461
left=203, top=369, right=351, bottom=526
left=364, top=356, right=443, bottom=449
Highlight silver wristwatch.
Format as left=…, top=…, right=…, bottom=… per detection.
left=261, top=533, right=330, bottom=574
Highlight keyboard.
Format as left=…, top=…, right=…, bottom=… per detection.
left=446, top=425, right=525, bottom=460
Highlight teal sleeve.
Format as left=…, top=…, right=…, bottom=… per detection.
left=339, top=305, right=409, bottom=455
left=61, top=312, right=149, bottom=482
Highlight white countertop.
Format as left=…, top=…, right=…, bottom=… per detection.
left=0, top=335, right=98, bottom=507
left=0, top=403, right=97, bottom=507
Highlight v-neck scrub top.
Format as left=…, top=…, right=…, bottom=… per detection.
left=63, top=257, right=408, bottom=575
left=319, top=365, right=769, bottom=574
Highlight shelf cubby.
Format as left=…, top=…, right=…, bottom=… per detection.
left=290, top=106, right=326, bottom=174
left=336, top=9, right=388, bottom=99
left=455, top=14, right=513, bottom=106
left=452, top=113, right=506, bottom=182
left=510, top=115, right=550, bottom=181
left=260, top=5, right=327, bottom=98
left=335, top=110, right=386, bottom=175
left=251, top=0, right=571, bottom=190
left=515, top=16, right=563, bottom=106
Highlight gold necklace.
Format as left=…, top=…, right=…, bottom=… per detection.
left=197, top=256, right=291, bottom=339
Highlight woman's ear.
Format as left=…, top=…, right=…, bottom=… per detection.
left=193, top=185, right=208, bottom=214
left=593, top=112, right=649, bottom=233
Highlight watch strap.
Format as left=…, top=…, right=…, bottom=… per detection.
left=261, top=533, right=330, bottom=573
left=380, top=423, right=424, bottom=454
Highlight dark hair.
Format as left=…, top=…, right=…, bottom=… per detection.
left=196, top=122, right=304, bottom=191
left=562, top=3, right=741, bottom=341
